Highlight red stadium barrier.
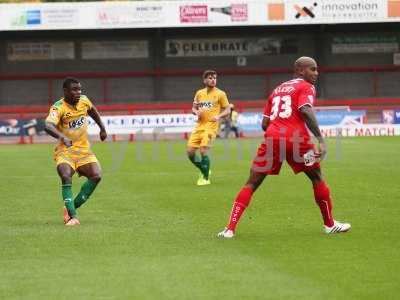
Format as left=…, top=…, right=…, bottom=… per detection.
left=1, top=65, right=398, bottom=81
left=0, top=98, right=399, bottom=116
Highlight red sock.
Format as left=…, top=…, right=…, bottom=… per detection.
left=227, top=187, right=254, bottom=231
left=313, top=181, right=334, bottom=227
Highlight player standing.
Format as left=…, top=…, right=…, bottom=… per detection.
left=218, top=57, right=351, bottom=237
left=187, top=70, right=231, bottom=185
left=45, top=77, right=107, bottom=226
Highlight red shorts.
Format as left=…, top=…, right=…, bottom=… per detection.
left=252, top=138, right=320, bottom=175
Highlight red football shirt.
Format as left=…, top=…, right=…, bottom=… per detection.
left=263, top=78, right=316, bottom=140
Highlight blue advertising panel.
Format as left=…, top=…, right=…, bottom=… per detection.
left=394, top=110, right=400, bottom=124
left=316, top=110, right=366, bottom=126
left=237, top=112, right=263, bottom=132
left=237, top=110, right=366, bottom=132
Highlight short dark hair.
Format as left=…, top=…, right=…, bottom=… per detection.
left=63, top=77, right=80, bottom=89
left=202, top=70, right=217, bottom=79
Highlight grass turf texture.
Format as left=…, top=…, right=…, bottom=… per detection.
left=0, top=137, right=399, bottom=299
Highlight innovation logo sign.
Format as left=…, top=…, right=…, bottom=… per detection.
left=289, top=0, right=383, bottom=23
left=294, top=2, right=317, bottom=18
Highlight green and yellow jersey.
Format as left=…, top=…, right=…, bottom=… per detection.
left=45, top=96, right=93, bottom=151
left=194, top=87, right=230, bottom=132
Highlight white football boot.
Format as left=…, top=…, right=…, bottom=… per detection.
left=217, top=228, right=234, bottom=238
left=324, top=220, right=351, bottom=234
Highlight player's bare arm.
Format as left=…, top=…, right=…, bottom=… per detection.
left=299, top=105, right=326, bottom=160
left=261, top=116, right=270, bottom=131
left=191, top=100, right=201, bottom=116
left=45, top=122, right=72, bottom=147
left=211, top=105, right=231, bottom=122
left=88, top=106, right=107, bottom=141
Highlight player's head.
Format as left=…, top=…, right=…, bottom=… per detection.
left=294, top=56, right=318, bottom=84
left=203, top=70, right=217, bottom=88
left=63, top=77, right=82, bottom=104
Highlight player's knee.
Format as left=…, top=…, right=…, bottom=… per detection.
left=314, top=170, right=323, bottom=181
left=306, top=168, right=323, bottom=183
left=60, top=174, right=72, bottom=184
left=245, top=183, right=257, bottom=191
left=90, top=175, right=102, bottom=184
left=187, top=149, right=196, bottom=158
left=246, top=181, right=262, bottom=191
left=199, top=147, right=208, bottom=156
left=246, top=173, right=265, bottom=191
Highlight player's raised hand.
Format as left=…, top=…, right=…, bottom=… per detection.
left=100, top=129, right=107, bottom=141
left=61, top=137, right=73, bottom=147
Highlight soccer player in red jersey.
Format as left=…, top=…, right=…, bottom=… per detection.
left=218, top=57, right=351, bottom=238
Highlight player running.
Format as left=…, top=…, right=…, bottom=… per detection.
left=187, top=70, right=231, bottom=185
left=45, top=77, right=107, bottom=226
left=218, top=57, right=351, bottom=237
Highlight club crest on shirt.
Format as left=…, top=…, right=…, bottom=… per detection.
left=50, top=110, right=58, bottom=118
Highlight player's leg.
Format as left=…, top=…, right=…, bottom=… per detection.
left=304, top=167, right=351, bottom=233
left=232, top=126, right=239, bottom=138
left=74, top=162, right=102, bottom=209
left=188, top=146, right=210, bottom=185
left=187, top=146, right=203, bottom=172
left=199, top=146, right=211, bottom=181
left=223, top=122, right=231, bottom=139
left=57, top=163, right=77, bottom=222
left=198, top=131, right=216, bottom=181
left=304, top=167, right=333, bottom=226
left=219, top=170, right=267, bottom=237
left=218, top=139, right=281, bottom=237
left=187, top=130, right=204, bottom=177
left=287, top=141, right=350, bottom=233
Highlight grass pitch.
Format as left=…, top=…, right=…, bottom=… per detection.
left=0, top=137, right=399, bottom=299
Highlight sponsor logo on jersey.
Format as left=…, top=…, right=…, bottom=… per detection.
left=68, top=116, right=86, bottom=129
left=198, top=101, right=213, bottom=109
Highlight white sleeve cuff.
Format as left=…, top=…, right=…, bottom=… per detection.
left=297, top=103, right=313, bottom=110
